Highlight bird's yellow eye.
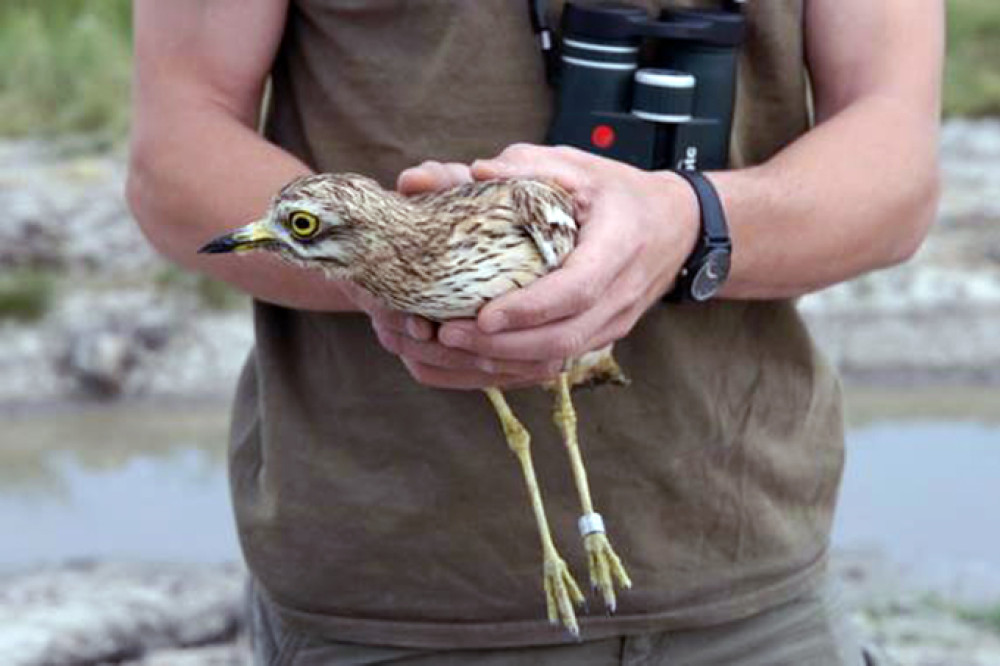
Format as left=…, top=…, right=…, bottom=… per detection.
left=288, top=211, right=320, bottom=239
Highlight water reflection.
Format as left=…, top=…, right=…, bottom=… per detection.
left=0, top=403, right=229, bottom=499
left=0, top=402, right=236, bottom=565
left=843, top=386, right=1000, bottom=427
left=834, top=418, right=1000, bottom=602
left=0, top=390, right=998, bottom=578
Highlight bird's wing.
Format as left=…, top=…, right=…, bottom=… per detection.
left=509, top=180, right=578, bottom=271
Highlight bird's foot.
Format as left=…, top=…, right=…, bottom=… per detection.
left=542, top=552, right=585, bottom=638
left=584, top=531, right=632, bottom=614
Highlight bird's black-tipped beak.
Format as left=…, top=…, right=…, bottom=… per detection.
left=198, top=220, right=278, bottom=255
left=198, top=235, right=241, bottom=254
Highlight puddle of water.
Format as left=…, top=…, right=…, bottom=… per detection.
left=0, top=448, right=236, bottom=565
left=833, top=419, right=1000, bottom=601
left=0, top=402, right=239, bottom=567
left=0, top=390, right=997, bottom=589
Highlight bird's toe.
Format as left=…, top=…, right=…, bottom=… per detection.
left=584, top=532, right=632, bottom=614
left=542, top=553, right=585, bottom=637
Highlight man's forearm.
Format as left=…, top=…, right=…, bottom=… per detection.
left=127, top=97, right=359, bottom=312
left=707, top=94, right=939, bottom=300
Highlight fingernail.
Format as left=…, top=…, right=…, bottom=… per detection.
left=481, top=311, right=507, bottom=334
left=405, top=317, right=427, bottom=340
left=477, top=358, right=496, bottom=373
left=440, top=328, right=468, bottom=348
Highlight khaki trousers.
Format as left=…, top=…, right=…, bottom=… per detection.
left=249, top=576, right=888, bottom=666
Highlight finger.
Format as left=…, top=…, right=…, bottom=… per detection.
left=343, top=284, right=434, bottom=341
left=441, top=162, right=473, bottom=185
left=369, top=309, right=434, bottom=341
left=476, top=143, right=593, bottom=172
left=475, top=356, right=563, bottom=379
left=400, top=358, right=546, bottom=391
left=579, top=301, right=643, bottom=353
left=441, top=267, right=645, bottom=361
left=405, top=316, right=435, bottom=341
left=397, top=160, right=443, bottom=195
left=376, top=326, right=561, bottom=377
left=557, top=266, right=651, bottom=353
left=397, top=160, right=471, bottom=195
left=471, top=151, right=589, bottom=194
left=439, top=295, right=620, bottom=362
left=477, top=213, right=639, bottom=333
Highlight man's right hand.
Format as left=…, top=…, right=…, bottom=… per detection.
left=347, top=160, right=562, bottom=391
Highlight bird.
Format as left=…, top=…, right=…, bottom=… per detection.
left=199, top=172, right=632, bottom=637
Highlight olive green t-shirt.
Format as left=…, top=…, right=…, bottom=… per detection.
left=229, top=0, right=844, bottom=648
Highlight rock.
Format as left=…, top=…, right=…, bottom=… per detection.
left=133, top=309, right=175, bottom=351
left=0, top=139, right=157, bottom=277
left=834, top=550, right=1000, bottom=666
left=127, top=643, right=250, bottom=666
left=0, top=219, right=65, bottom=271
left=62, top=328, right=137, bottom=396
left=0, top=562, right=246, bottom=666
left=857, top=607, right=1000, bottom=666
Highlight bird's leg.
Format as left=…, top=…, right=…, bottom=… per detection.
left=552, top=372, right=632, bottom=613
left=484, top=388, right=584, bottom=636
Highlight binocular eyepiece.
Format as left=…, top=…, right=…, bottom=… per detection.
left=544, top=1, right=745, bottom=171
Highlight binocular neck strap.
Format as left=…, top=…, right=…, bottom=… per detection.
left=526, top=0, right=557, bottom=85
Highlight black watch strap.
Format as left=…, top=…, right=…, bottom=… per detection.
left=664, top=170, right=732, bottom=303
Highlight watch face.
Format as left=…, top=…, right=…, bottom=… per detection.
left=691, top=249, right=731, bottom=301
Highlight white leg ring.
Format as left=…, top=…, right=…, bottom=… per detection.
left=578, top=512, right=605, bottom=537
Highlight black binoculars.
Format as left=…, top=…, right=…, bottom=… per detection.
left=542, top=1, right=745, bottom=172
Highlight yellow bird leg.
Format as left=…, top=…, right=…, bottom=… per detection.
left=552, top=372, right=632, bottom=614
left=484, top=388, right=584, bottom=636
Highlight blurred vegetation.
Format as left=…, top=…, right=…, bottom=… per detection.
left=154, top=266, right=247, bottom=311
left=960, top=603, right=1000, bottom=636
left=0, top=0, right=132, bottom=139
left=0, top=0, right=998, bottom=140
left=946, top=0, right=1000, bottom=117
left=0, top=269, right=56, bottom=322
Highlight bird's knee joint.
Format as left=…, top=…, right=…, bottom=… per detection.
left=504, top=424, right=530, bottom=454
left=554, top=407, right=577, bottom=430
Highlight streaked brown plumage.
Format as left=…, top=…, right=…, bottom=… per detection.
left=200, top=173, right=631, bottom=636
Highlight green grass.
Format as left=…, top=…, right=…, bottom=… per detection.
left=959, top=603, right=1000, bottom=635
left=946, top=0, right=1000, bottom=117
left=154, top=265, right=247, bottom=311
left=0, top=0, right=998, bottom=140
left=0, top=0, right=132, bottom=138
left=0, top=269, right=56, bottom=322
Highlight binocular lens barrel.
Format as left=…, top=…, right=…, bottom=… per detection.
left=558, top=38, right=639, bottom=113
left=631, top=69, right=695, bottom=123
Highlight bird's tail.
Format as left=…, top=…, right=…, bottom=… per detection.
left=564, top=345, right=629, bottom=389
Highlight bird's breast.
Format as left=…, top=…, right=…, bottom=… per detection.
left=357, top=226, right=547, bottom=321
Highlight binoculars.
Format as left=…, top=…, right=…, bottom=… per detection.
left=543, top=1, right=745, bottom=172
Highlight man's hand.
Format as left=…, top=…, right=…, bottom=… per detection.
left=437, top=145, right=700, bottom=363
left=358, top=160, right=563, bottom=390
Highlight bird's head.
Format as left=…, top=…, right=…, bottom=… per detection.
left=198, top=173, right=393, bottom=277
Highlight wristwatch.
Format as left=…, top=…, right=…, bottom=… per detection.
left=663, top=170, right=732, bottom=303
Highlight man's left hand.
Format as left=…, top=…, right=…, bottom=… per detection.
left=439, top=144, right=700, bottom=363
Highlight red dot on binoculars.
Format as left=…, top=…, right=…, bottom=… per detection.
left=591, top=124, right=616, bottom=149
